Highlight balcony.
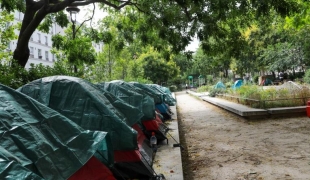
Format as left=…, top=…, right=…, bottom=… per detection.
left=38, top=55, right=42, bottom=59
left=29, top=54, right=34, bottom=58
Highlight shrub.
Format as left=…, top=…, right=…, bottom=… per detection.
left=225, top=81, right=233, bottom=88
left=209, top=88, right=226, bottom=97
left=253, top=75, right=259, bottom=84
left=303, top=69, right=310, bottom=84
left=169, top=85, right=177, bottom=92
left=197, top=85, right=209, bottom=92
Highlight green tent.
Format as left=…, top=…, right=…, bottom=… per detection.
left=97, top=80, right=155, bottom=121
left=147, top=84, right=176, bottom=106
left=129, top=82, right=164, bottom=104
left=17, top=76, right=138, bottom=151
left=0, top=83, right=112, bottom=179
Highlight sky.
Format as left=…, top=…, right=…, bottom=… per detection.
left=75, top=5, right=200, bottom=52
left=186, top=38, right=200, bottom=52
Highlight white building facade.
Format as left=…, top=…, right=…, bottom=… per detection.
left=8, top=11, right=103, bottom=69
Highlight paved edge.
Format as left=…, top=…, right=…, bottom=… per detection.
left=153, top=93, right=184, bottom=180
left=187, top=90, right=307, bottom=118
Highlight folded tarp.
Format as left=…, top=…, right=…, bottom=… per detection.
left=17, top=76, right=138, bottom=151
left=0, top=83, right=112, bottom=179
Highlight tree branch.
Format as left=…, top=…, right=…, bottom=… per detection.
left=47, top=0, right=77, bottom=13
left=75, top=3, right=96, bottom=33
left=71, top=0, right=132, bottom=10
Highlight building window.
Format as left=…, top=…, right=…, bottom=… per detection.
left=30, top=47, right=33, bottom=54
left=29, top=47, right=34, bottom=58
left=45, top=51, right=49, bottom=61
left=38, top=33, right=41, bottom=43
left=38, top=49, right=42, bottom=59
left=45, top=36, right=48, bottom=45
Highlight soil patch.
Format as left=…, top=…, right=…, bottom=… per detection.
left=176, top=91, right=310, bottom=180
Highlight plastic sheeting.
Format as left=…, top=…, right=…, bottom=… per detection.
left=17, top=76, right=138, bottom=151
left=0, top=83, right=111, bottom=179
left=147, top=84, right=176, bottom=106
left=98, top=81, right=155, bottom=120
left=0, top=159, right=43, bottom=180
left=129, top=82, right=164, bottom=104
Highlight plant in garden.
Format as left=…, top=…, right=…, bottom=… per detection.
left=197, top=85, right=211, bottom=93
left=303, top=69, right=310, bottom=84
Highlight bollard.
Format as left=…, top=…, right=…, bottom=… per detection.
left=307, top=101, right=310, bottom=118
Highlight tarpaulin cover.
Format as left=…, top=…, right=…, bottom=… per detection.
left=129, top=82, right=164, bottom=104
left=0, top=83, right=111, bottom=179
left=98, top=81, right=168, bottom=142
left=17, top=76, right=138, bottom=151
left=98, top=90, right=143, bottom=127
left=0, top=158, right=43, bottom=180
left=147, top=84, right=176, bottom=106
left=97, top=81, right=155, bottom=120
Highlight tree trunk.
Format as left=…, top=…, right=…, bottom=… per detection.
left=13, top=2, right=48, bottom=68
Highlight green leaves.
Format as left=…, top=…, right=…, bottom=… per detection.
left=0, top=0, right=25, bottom=12
left=0, top=10, right=17, bottom=62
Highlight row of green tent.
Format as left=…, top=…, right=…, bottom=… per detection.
left=0, top=76, right=176, bottom=180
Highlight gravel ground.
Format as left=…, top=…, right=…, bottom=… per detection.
left=176, top=91, right=310, bottom=180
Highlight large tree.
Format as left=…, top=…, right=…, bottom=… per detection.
left=0, top=0, right=301, bottom=68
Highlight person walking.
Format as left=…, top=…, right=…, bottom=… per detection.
left=279, top=72, right=284, bottom=83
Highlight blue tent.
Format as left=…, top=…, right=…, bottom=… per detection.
left=214, top=81, right=226, bottom=89
left=232, top=80, right=243, bottom=90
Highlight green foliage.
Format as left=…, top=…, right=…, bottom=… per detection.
left=197, top=85, right=211, bottom=93
left=0, top=10, right=17, bottom=62
left=139, top=47, right=179, bottom=84
left=169, top=85, right=177, bottom=92
left=225, top=81, right=233, bottom=88
left=206, top=75, right=214, bottom=85
left=1, top=0, right=25, bottom=12
left=303, top=69, right=310, bottom=84
left=224, top=84, right=310, bottom=108
left=0, top=60, right=81, bottom=89
left=253, top=75, right=259, bottom=84
left=209, top=88, right=226, bottom=97
left=51, top=27, right=97, bottom=72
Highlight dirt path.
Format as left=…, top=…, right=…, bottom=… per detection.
left=176, top=91, right=310, bottom=180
